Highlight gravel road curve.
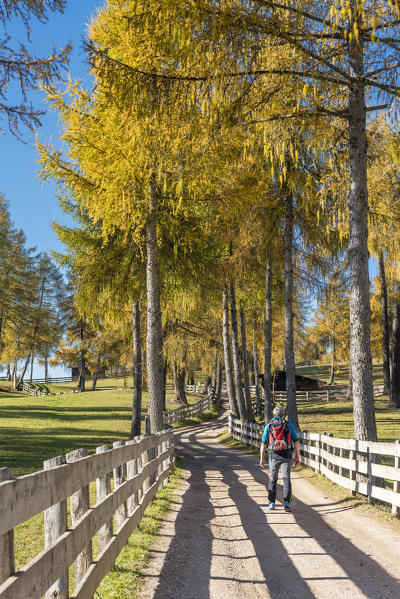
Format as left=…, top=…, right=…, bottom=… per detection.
left=140, top=404, right=400, bottom=599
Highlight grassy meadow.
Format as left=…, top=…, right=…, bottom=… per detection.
left=0, top=384, right=200, bottom=476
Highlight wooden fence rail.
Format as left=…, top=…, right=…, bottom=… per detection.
left=249, top=384, right=385, bottom=405
left=228, top=414, right=400, bottom=516
left=163, top=396, right=213, bottom=425
left=0, top=431, right=174, bottom=599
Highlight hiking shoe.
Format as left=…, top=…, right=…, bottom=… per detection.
left=284, top=502, right=291, bottom=512
left=268, top=502, right=275, bottom=510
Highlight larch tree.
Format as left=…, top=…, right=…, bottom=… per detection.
left=0, top=0, right=71, bottom=134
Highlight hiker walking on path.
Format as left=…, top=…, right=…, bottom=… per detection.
left=260, top=405, right=300, bottom=512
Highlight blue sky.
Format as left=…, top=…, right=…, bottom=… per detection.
left=0, top=1, right=104, bottom=256
left=0, top=2, right=104, bottom=377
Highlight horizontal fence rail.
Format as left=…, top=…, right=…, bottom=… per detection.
left=249, top=384, right=385, bottom=405
left=163, top=396, right=213, bottom=426
left=21, top=381, right=205, bottom=398
left=0, top=431, right=174, bottom=599
left=228, top=414, right=400, bottom=516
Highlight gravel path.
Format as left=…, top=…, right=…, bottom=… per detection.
left=140, top=405, right=400, bottom=599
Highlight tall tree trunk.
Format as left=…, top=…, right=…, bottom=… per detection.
left=328, top=337, right=336, bottom=386
left=216, top=360, right=223, bottom=401
left=222, top=288, right=238, bottom=416
left=29, top=351, right=34, bottom=383
left=146, top=179, right=164, bottom=432
left=346, top=362, right=353, bottom=401
left=12, top=360, right=17, bottom=386
left=240, top=306, right=254, bottom=421
left=379, top=252, right=391, bottom=395
left=15, top=354, right=30, bottom=390
left=390, top=300, right=400, bottom=408
left=162, top=358, right=167, bottom=411
left=203, top=374, right=212, bottom=395
left=284, top=193, right=299, bottom=430
left=6, top=362, right=11, bottom=381
left=253, top=319, right=262, bottom=417
left=44, top=350, right=48, bottom=384
left=130, top=300, right=143, bottom=438
left=230, top=280, right=246, bottom=420
left=264, top=259, right=273, bottom=422
left=172, top=361, right=187, bottom=404
left=91, top=359, right=100, bottom=391
left=80, top=324, right=85, bottom=393
left=347, top=5, right=377, bottom=441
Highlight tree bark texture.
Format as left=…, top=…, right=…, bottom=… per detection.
left=146, top=179, right=164, bottom=433
left=240, top=306, right=254, bottom=421
left=390, top=300, right=400, bottom=408
left=264, top=259, right=273, bottom=422
left=253, top=320, right=262, bottom=417
left=379, top=252, right=391, bottom=395
left=203, top=374, right=212, bottom=395
left=15, top=354, right=30, bottom=390
left=172, top=361, right=187, bottom=405
left=44, top=351, right=48, bottom=384
left=80, top=325, right=86, bottom=393
left=284, top=193, right=299, bottom=430
left=230, top=280, right=246, bottom=420
left=216, top=361, right=223, bottom=401
left=131, top=300, right=142, bottom=438
left=222, top=288, right=238, bottom=417
left=29, top=352, right=34, bottom=383
left=347, top=6, right=377, bottom=441
left=346, top=362, right=353, bottom=401
left=328, top=338, right=336, bottom=386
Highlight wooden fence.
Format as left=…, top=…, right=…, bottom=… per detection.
left=249, top=384, right=386, bottom=405
left=0, top=431, right=174, bottom=599
left=228, top=414, right=400, bottom=516
left=163, top=396, right=213, bottom=425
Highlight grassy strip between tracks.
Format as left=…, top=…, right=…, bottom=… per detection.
left=218, top=430, right=400, bottom=535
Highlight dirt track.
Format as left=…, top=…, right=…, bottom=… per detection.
left=140, top=405, right=400, bottom=599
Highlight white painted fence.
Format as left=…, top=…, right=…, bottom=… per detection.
left=163, top=396, right=213, bottom=425
left=228, top=414, right=400, bottom=516
left=0, top=431, right=174, bottom=599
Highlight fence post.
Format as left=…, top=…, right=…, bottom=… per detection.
left=393, top=440, right=400, bottom=516
left=96, top=445, right=113, bottom=551
left=44, top=455, right=68, bottom=599
left=143, top=417, right=151, bottom=492
left=66, top=448, right=92, bottom=592
left=113, top=440, right=128, bottom=530
left=326, top=390, right=329, bottom=402
left=126, top=438, right=139, bottom=516
left=0, top=468, right=14, bottom=585
left=317, top=434, right=322, bottom=472
left=349, top=438, right=357, bottom=496
left=367, top=446, right=374, bottom=505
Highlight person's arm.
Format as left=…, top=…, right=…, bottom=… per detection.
left=294, top=439, right=300, bottom=464
left=260, top=442, right=267, bottom=467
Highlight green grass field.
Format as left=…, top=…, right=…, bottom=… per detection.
left=297, top=398, right=400, bottom=442
left=0, top=385, right=211, bottom=584
left=0, top=387, right=200, bottom=476
left=296, top=361, right=384, bottom=386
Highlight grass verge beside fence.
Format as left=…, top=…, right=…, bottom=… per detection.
left=96, top=457, right=185, bottom=599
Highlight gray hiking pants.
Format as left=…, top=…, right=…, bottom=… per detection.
left=268, top=452, right=292, bottom=503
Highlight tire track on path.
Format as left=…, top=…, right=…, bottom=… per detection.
left=140, top=403, right=400, bottom=599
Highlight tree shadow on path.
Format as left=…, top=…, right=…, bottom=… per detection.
left=146, top=415, right=400, bottom=599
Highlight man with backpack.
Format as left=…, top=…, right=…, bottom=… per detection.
left=259, top=405, right=300, bottom=512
